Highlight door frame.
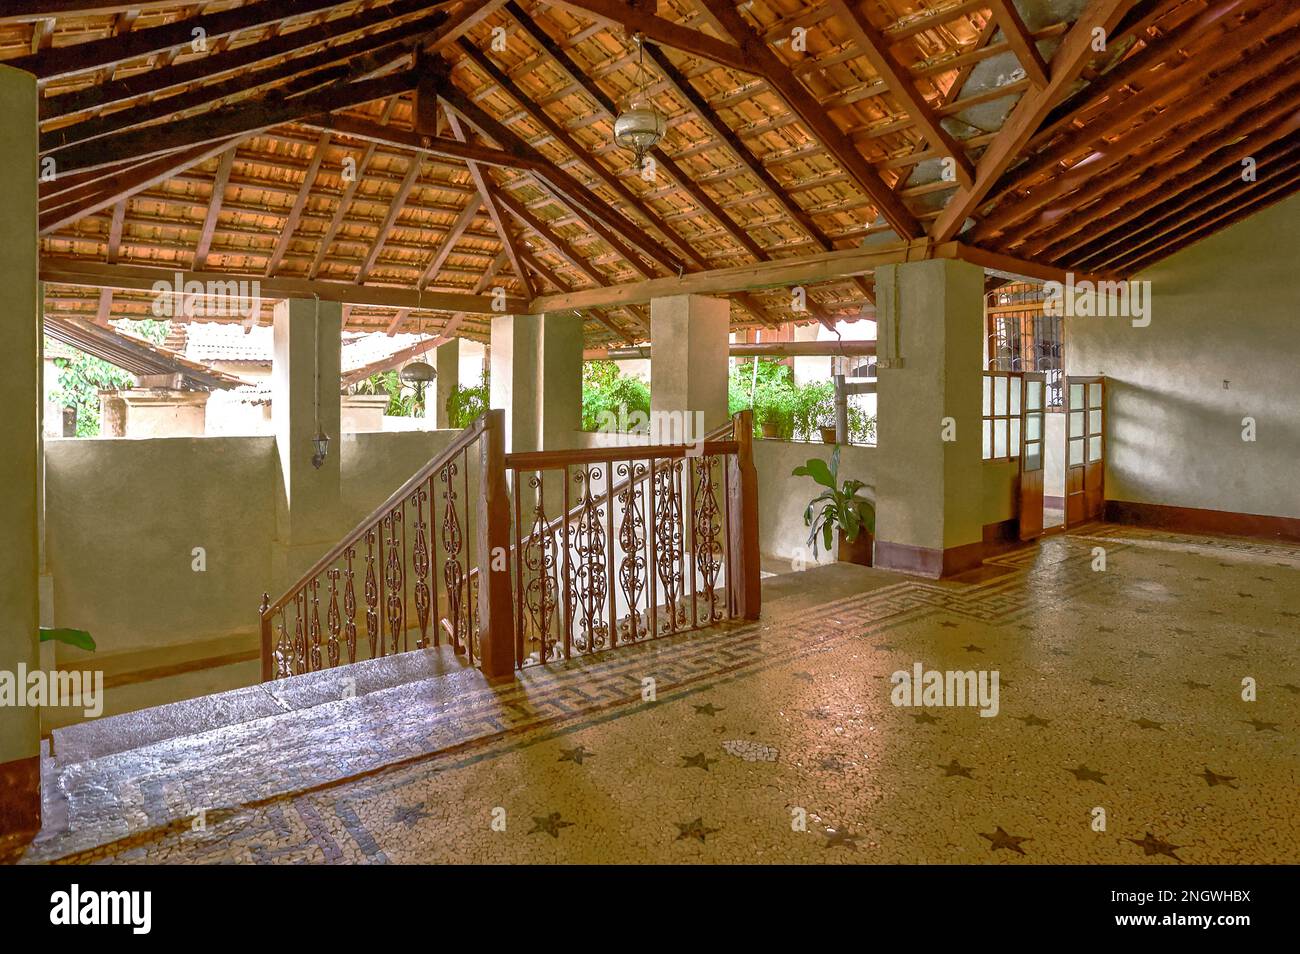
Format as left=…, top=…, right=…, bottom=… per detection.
left=1063, top=375, right=1105, bottom=529
left=1018, top=372, right=1047, bottom=540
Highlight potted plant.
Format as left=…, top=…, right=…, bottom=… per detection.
left=756, top=385, right=796, bottom=440
left=793, top=447, right=875, bottom=566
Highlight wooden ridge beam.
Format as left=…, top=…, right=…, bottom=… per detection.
left=699, top=0, right=923, bottom=239
left=39, top=260, right=529, bottom=314
left=929, top=0, right=1139, bottom=243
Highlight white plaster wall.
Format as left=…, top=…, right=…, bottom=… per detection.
left=755, top=438, right=876, bottom=564
left=43, top=430, right=477, bottom=659
left=1066, top=193, right=1300, bottom=520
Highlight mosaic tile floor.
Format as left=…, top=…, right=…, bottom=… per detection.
left=29, top=525, right=1300, bottom=864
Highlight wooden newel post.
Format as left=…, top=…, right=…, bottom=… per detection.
left=476, top=409, right=517, bottom=679
left=727, top=410, right=761, bottom=620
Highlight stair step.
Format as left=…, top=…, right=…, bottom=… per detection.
left=50, top=644, right=473, bottom=766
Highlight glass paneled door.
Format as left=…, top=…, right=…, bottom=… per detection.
left=1018, top=373, right=1046, bottom=540
left=1064, top=376, right=1105, bottom=527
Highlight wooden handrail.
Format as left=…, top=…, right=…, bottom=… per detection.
left=262, top=413, right=490, bottom=620
left=505, top=439, right=739, bottom=470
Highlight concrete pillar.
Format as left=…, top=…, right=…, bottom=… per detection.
left=0, top=64, right=41, bottom=841
left=271, top=297, right=343, bottom=589
left=649, top=294, right=729, bottom=433
left=873, top=258, right=985, bottom=578
left=434, top=338, right=460, bottom=429
left=489, top=312, right=582, bottom=453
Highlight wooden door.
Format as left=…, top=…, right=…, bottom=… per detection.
left=1018, top=372, right=1046, bottom=540
left=1064, top=376, right=1105, bottom=527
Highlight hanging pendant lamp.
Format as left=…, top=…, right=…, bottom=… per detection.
left=613, top=33, right=666, bottom=169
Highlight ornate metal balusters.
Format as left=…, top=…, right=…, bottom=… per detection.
left=440, top=459, right=464, bottom=654
left=326, top=569, right=342, bottom=668
left=570, top=465, right=609, bottom=653
left=616, top=461, right=648, bottom=642
left=522, top=472, right=559, bottom=663
left=693, top=455, right=724, bottom=623
left=274, top=606, right=290, bottom=679
left=410, top=485, right=431, bottom=648
left=293, top=592, right=306, bottom=675
left=308, top=578, right=323, bottom=672
left=364, top=527, right=379, bottom=658
left=383, top=507, right=404, bottom=656
left=653, top=458, right=685, bottom=634
left=343, top=546, right=358, bottom=664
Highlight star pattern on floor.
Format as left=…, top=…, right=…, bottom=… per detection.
left=939, top=759, right=974, bottom=778
left=693, top=702, right=724, bottom=716
left=979, top=826, right=1030, bottom=855
left=1016, top=714, right=1051, bottom=727
left=1127, top=832, right=1184, bottom=861
left=675, top=818, right=720, bottom=843
left=558, top=744, right=593, bottom=765
left=1242, top=718, right=1280, bottom=732
left=1067, top=764, right=1107, bottom=784
left=528, top=812, right=575, bottom=839
left=391, top=803, right=429, bottom=828
left=1200, top=767, right=1238, bottom=788
left=908, top=711, right=940, bottom=724
left=1132, top=718, right=1165, bottom=731
left=680, top=752, right=718, bottom=771
left=822, top=827, right=862, bottom=850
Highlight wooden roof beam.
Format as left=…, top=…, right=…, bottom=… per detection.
left=39, top=260, right=529, bottom=314
left=698, top=0, right=923, bottom=239
left=265, top=132, right=332, bottom=277
left=989, top=0, right=1050, bottom=87
left=193, top=147, right=238, bottom=269
left=929, top=0, right=1140, bottom=243
left=354, top=155, right=426, bottom=284
left=12, top=0, right=359, bottom=82
left=445, top=109, right=535, bottom=299
left=826, top=0, right=975, bottom=188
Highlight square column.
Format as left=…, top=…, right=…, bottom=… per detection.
left=271, top=298, right=342, bottom=588
left=0, top=65, right=41, bottom=841
left=650, top=294, right=729, bottom=433
left=434, top=338, right=460, bottom=429
left=873, top=258, right=985, bottom=578
left=489, top=312, right=582, bottom=453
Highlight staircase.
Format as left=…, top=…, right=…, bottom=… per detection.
left=258, top=408, right=762, bottom=684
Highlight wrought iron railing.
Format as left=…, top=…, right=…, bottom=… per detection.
left=259, top=414, right=490, bottom=681
left=260, top=409, right=760, bottom=682
left=502, top=411, right=758, bottom=669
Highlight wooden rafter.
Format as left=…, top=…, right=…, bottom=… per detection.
left=193, top=147, right=238, bottom=270
left=989, top=0, right=1051, bottom=87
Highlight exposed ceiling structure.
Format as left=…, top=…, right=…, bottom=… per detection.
left=6, top=0, right=1297, bottom=347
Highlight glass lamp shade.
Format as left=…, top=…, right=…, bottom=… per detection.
left=614, top=99, right=666, bottom=158
left=399, top=360, right=437, bottom=385
left=311, top=430, right=330, bottom=470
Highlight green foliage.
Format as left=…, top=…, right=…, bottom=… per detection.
left=448, top=376, right=490, bottom=429
left=354, top=370, right=422, bottom=417
left=792, top=380, right=835, bottom=440
left=729, top=359, right=798, bottom=438
left=40, top=627, right=96, bottom=652
left=793, top=446, right=876, bottom=557
left=47, top=320, right=171, bottom=438
left=581, top=360, right=650, bottom=432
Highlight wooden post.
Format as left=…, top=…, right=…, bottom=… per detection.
left=727, top=410, right=761, bottom=620
left=476, top=408, right=517, bottom=679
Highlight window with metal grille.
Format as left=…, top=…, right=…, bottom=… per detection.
left=985, top=283, right=1063, bottom=410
